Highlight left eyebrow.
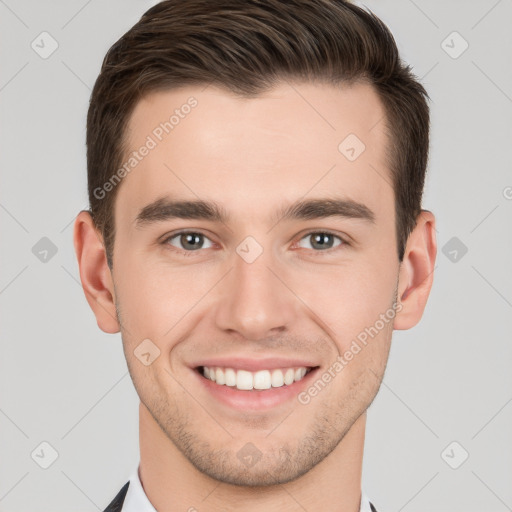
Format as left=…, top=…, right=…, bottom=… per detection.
left=273, top=197, right=376, bottom=225
left=133, top=195, right=376, bottom=228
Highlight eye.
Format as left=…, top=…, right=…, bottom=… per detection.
left=295, top=231, right=347, bottom=253
left=161, top=229, right=348, bottom=257
left=162, top=231, right=214, bottom=254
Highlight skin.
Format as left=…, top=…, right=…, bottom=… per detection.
left=74, top=81, right=437, bottom=512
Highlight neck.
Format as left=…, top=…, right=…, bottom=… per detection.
left=138, top=402, right=366, bottom=512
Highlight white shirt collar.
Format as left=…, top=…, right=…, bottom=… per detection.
left=122, top=464, right=375, bottom=512
left=122, top=465, right=157, bottom=512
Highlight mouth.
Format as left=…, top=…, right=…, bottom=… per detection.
left=195, top=365, right=318, bottom=391
left=192, top=363, right=321, bottom=411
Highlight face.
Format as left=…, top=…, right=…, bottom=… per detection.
left=109, top=81, right=400, bottom=485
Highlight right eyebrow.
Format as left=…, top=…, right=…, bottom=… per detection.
left=134, top=197, right=229, bottom=227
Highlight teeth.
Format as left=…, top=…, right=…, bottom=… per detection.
left=271, top=368, right=284, bottom=387
left=215, top=367, right=225, bottom=385
left=201, top=365, right=311, bottom=391
left=225, top=367, right=237, bottom=386
left=254, top=370, right=272, bottom=389
left=284, top=368, right=295, bottom=385
left=237, top=370, right=253, bottom=390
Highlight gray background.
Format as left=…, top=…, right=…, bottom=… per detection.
left=1, top=0, right=511, bottom=511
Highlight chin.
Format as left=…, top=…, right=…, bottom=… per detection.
left=191, top=456, right=313, bottom=488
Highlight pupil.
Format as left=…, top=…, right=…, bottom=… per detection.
left=312, top=233, right=332, bottom=250
left=183, top=233, right=202, bottom=250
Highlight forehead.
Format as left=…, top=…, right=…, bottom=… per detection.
left=116, top=80, right=391, bottom=229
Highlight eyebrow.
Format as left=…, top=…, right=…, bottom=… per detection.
left=134, top=196, right=376, bottom=228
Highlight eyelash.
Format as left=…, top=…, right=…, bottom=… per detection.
left=160, top=230, right=349, bottom=257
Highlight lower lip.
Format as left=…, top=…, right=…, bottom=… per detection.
left=194, top=367, right=320, bottom=411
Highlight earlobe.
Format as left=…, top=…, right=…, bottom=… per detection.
left=73, top=210, right=120, bottom=334
left=394, top=210, right=437, bottom=330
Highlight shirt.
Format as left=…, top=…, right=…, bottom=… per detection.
left=122, top=463, right=377, bottom=512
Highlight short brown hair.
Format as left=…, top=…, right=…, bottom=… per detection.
left=87, top=0, right=430, bottom=268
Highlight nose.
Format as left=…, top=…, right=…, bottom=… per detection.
left=214, top=243, right=299, bottom=341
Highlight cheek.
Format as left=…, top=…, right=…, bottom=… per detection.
left=295, top=255, right=397, bottom=345
left=304, top=262, right=396, bottom=409
left=112, top=255, right=178, bottom=342
left=114, top=252, right=220, bottom=350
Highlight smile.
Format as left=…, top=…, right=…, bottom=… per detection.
left=199, top=365, right=315, bottom=391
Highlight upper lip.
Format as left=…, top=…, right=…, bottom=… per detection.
left=192, top=357, right=320, bottom=372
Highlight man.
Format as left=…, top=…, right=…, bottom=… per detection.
left=73, top=1, right=437, bottom=510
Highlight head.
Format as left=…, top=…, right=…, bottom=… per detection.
left=75, top=0, right=436, bottom=487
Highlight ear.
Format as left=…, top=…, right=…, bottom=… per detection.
left=394, top=209, right=437, bottom=330
left=73, top=210, right=120, bottom=334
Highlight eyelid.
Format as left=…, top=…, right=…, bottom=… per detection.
left=293, top=229, right=349, bottom=253
left=161, top=229, right=216, bottom=252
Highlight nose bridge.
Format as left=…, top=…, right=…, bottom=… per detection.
left=214, top=236, right=297, bottom=340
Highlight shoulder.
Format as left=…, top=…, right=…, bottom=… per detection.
left=103, top=481, right=130, bottom=512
